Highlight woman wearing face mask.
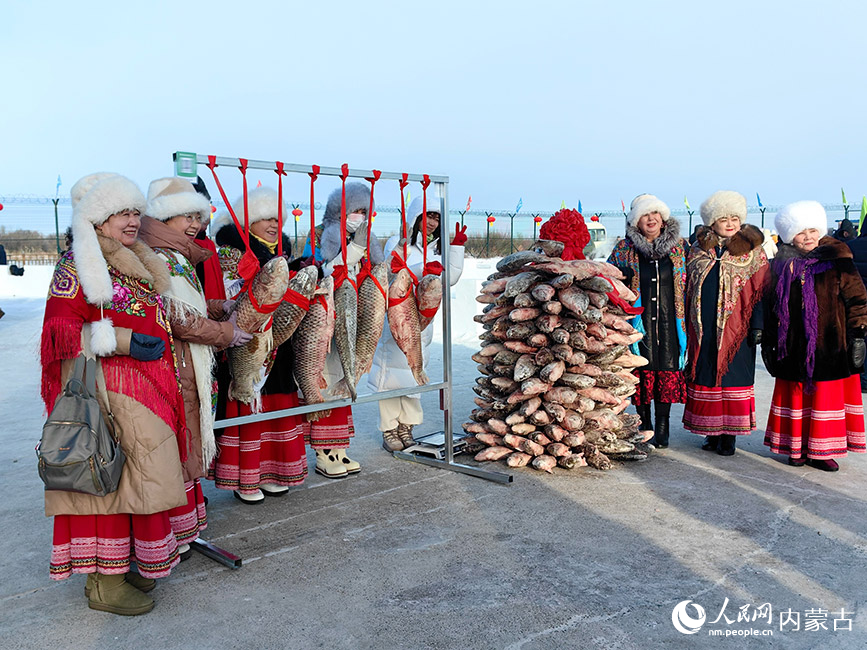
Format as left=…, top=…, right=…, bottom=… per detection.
left=763, top=201, right=867, bottom=471
left=212, top=187, right=308, bottom=503
left=683, top=191, right=769, bottom=456
left=138, top=178, right=252, bottom=550
left=41, top=174, right=188, bottom=615
left=301, top=183, right=384, bottom=477
left=368, top=196, right=467, bottom=451
left=608, top=195, right=688, bottom=449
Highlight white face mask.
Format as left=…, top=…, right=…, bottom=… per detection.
left=346, top=212, right=366, bottom=233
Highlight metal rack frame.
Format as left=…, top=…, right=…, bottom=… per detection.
left=177, top=152, right=511, bottom=486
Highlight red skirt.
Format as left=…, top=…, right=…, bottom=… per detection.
left=51, top=512, right=179, bottom=580
left=633, top=370, right=686, bottom=405
left=303, top=404, right=355, bottom=449
left=765, top=375, right=866, bottom=459
left=167, top=479, right=208, bottom=544
left=683, top=383, right=756, bottom=436
left=210, top=392, right=308, bottom=494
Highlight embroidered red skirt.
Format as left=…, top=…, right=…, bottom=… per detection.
left=765, top=375, right=866, bottom=459
left=167, top=479, right=208, bottom=544
left=303, top=404, right=355, bottom=449
left=210, top=392, right=308, bottom=495
left=50, top=512, right=179, bottom=580
left=683, top=383, right=756, bottom=436
left=633, top=370, right=687, bottom=405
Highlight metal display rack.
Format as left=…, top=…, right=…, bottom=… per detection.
left=176, top=152, right=511, bottom=489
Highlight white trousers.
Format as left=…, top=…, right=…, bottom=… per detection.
left=378, top=395, right=423, bottom=431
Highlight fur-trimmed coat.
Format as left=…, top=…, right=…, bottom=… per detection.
left=763, top=237, right=867, bottom=383
left=41, top=235, right=186, bottom=516
left=686, top=224, right=768, bottom=387
left=608, top=219, right=688, bottom=371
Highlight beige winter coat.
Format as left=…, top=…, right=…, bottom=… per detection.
left=44, top=236, right=187, bottom=516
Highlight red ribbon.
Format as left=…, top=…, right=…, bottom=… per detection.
left=247, top=287, right=281, bottom=316
left=418, top=305, right=439, bottom=319
left=206, top=156, right=260, bottom=284
left=594, top=274, right=644, bottom=316
left=399, top=173, right=409, bottom=264
left=390, top=249, right=418, bottom=285
left=365, top=169, right=381, bottom=260
left=331, top=263, right=357, bottom=292
left=275, top=161, right=286, bottom=257
left=308, top=165, right=320, bottom=260
left=283, top=286, right=311, bottom=312
left=421, top=174, right=431, bottom=273
left=313, top=293, right=329, bottom=314
left=357, top=260, right=388, bottom=302
left=423, top=261, right=444, bottom=276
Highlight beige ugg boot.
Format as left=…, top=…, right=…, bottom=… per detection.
left=315, top=449, right=348, bottom=478
left=334, top=448, right=361, bottom=474
left=87, top=573, right=154, bottom=616
left=85, top=571, right=155, bottom=597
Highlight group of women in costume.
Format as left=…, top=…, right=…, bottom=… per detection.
left=608, top=191, right=866, bottom=468
left=39, top=172, right=465, bottom=615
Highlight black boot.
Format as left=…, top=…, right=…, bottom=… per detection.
left=717, top=434, right=736, bottom=456
left=701, top=436, right=719, bottom=452
left=635, top=404, right=653, bottom=432
left=652, top=402, right=671, bottom=448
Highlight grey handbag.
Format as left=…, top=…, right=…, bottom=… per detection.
left=36, top=355, right=126, bottom=496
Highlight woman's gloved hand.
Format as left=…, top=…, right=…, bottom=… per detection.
left=451, top=223, right=468, bottom=246
left=221, top=299, right=236, bottom=316
left=130, top=333, right=165, bottom=361
left=850, top=337, right=866, bottom=368
left=230, top=324, right=253, bottom=347
left=747, top=329, right=762, bottom=347
left=352, top=219, right=369, bottom=246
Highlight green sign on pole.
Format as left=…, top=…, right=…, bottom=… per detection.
left=174, top=151, right=198, bottom=179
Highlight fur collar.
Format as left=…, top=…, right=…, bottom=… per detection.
left=626, top=218, right=682, bottom=260
left=215, top=223, right=292, bottom=266
left=138, top=215, right=211, bottom=266
left=98, top=234, right=170, bottom=294
left=695, top=223, right=764, bottom=256
left=775, top=236, right=853, bottom=263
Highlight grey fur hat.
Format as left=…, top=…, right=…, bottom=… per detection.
left=323, top=182, right=374, bottom=224
left=319, top=182, right=384, bottom=265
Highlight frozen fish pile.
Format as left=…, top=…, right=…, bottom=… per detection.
left=463, top=242, right=653, bottom=472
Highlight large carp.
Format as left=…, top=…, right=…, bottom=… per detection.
left=332, top=261, right=388, bottom=398
left=270, top=265, right=318, bottom=348
left=229, top=257, right=290, bottom=333
left=332, top=270, right=358, bottom=400
left=225, top=257, right=290, bottom=407
left=292, top=277, right=335, bottom=421
left=416, top=273, right=442, bottom=331
left=387, top=268, right=428, bottom=386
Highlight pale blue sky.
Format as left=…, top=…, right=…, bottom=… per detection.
left=2, top=0, right=866, bottom=213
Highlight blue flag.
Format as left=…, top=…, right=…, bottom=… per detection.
left=515, top=198, right=523, bottom=214
left=756, top=192, right=763, bottom=208
left=578, top=200, right=583, bottom=214
left=55, top=174, right=62, bottom=199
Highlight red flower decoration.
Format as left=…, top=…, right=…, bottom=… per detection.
left=539, top=209, right=590, bottom=260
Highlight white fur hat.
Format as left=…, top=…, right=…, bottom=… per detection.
left=70, top=172, right=120, bottom=207
left=700, top=190, right=747, bottom=227
left=407, top=195, right=442, bottom=222
left=70, top=174, right=146, bottom=356
left=146, top=176, right=211, bottom=222
left=775, top=200, right=828, bottom=244
left=230, top=186, right=287, bottom=227
left=627, top=194, right=670, bottom=228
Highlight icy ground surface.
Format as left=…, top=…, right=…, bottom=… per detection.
left=2, top=264, right=867, bottom=649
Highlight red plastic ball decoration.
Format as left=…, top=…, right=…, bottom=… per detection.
left=292, top=208, right=303, bottom=217
left=487, top=216, right=496, bottom=224
left=534, top=216, right=543, bottom=223
left=591, top=215, right=600, bottom=222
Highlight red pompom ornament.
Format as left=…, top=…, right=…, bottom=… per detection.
left=539, top=209, right=590, bottom=260
left=534, top=216, right=543, bottom=224
left=487, top=216, right=496, bottom=224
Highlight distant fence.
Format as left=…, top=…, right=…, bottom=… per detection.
left=0, top=195, right=860, bottom=261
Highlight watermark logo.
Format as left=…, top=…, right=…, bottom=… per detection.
left=672, top=600, right=706, bottom=635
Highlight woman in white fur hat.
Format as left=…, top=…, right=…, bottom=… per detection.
left=368, top=195, right=467, bottom=452
left=138, top=177, right=252, bottom=550
left=763, top=201, right=867, bottom=471
left=608, top=194, right=688, bottom=449
left=682, top=191, right=769, bottom=456
left=212, top=187, right=310, bottom=503
left=40, top=174, right=189, bottom=615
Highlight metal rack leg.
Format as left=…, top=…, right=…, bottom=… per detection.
left=392, top=450, right=513, bottom=484
left=191, top=538, right=243, bottom=569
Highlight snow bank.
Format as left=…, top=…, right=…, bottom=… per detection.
left=0, top=266, right=53, bottom=299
